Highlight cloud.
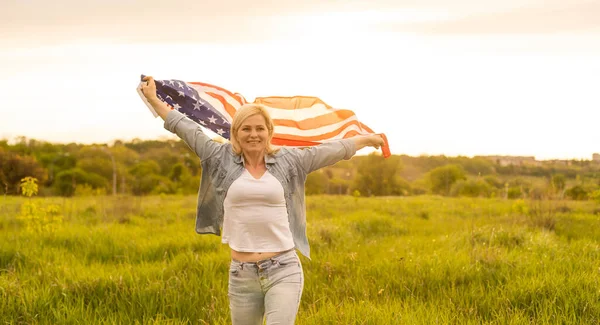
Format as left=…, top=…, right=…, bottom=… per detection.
left=0, top=0, right=332, bottom=46
left=381, top=1, right=600, bottom=35
left=2, top=0, right=599, bottom=47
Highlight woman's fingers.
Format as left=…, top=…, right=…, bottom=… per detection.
left=142, top=76, right=154, bottom=89
left=140, top=76, right=158, bottom=100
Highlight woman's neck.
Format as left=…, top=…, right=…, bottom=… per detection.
left=243, top=151, right=265, bottom=168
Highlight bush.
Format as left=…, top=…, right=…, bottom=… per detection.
left=54, top=168, right=108, bottom=197
left=507, top=186, right=523, bottom=199
left=450, top=179, right=494, bottom=198
left=565, top=185, right=590, bottom=200
left=427, top=164, right=466, bottom=196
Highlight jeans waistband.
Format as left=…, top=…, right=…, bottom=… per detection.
left=231, top=248, right=296, bottom=266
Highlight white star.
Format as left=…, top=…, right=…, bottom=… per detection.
left=160, top=80, right=165, bottom=86
left=169, top=80, right=175, bottom=85
left=208, top=115, right=217, bottom=124
left=222, top=118, right=229, bottom=124
left=166, top=95, right=172, bottom=100
left=193, top=102, right=202, bottom=110
left=178, top=91, right=185, bottom=97
left=182, top=112, right=188, bottom=118
left=199, top=120, right=206, bottom=125
left=177, top=82, right=184, bottom=89
left=173, top=103, right=182, bottom=110
left=216, top=128, right=225, bottom=135
left=191, top=95, right=197, bottom=101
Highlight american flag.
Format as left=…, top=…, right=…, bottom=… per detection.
left=137, top=75, right=390, bottom=157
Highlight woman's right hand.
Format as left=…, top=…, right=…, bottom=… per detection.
left=140, top=76, right=159, bottom=102
left=139, top=75, right=171, bottom=120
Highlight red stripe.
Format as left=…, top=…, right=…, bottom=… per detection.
left=270, top=138, right=318, bottom=147
left=206, top=91, right=237, bottom=118
left=272, top=120, right=368, bottom=142
left=189, top=81, right=245, bottom=105
left=273, top=119, right=367, bottom=140
left=273, top=130, right=364, bottom=143
left=359, top=122, right=375, bottom=134
left=234, top=93, right=247, bottom=105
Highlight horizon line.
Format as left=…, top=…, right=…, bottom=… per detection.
left=2, top=135, right=599, bottom=162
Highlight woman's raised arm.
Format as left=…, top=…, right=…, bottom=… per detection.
left=140, top=76, right=171, bottom=120
left=294, top=135, right=385, bottom=174
left=140, top=76, right=224, bottom=161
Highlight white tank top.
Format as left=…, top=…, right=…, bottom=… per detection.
left=222, top=169, right=295, bottom=252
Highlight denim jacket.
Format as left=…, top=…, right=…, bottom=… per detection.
left=164, top=110, right=357, bottom=259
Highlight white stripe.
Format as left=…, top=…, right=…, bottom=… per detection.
left=196, top=92, right=232, bottom=121
left=274, top=120, right=371, bottom=139
left=190, top=84, right=242, bottom=113
left=274, top=115, right=363, bottom=135
left=263, top=103, right=340, bottom=121
left=277, top=124, right=368, bottom=141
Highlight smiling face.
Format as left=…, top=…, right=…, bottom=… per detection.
left=237, top=113, right=270, bottom=156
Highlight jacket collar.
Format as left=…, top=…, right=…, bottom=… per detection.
left=230, top=145, right=277, bottom=165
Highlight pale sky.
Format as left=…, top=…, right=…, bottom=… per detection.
left=1, top=0, right=599, bottom=160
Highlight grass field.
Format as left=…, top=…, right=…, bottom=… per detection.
left=1, top=195, right=599, bottom=324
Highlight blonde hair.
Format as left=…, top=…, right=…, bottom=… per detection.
left=230, top=104, right=278, bottom=155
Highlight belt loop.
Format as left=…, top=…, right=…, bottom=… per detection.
left=240, top=263, right=244, bottom=270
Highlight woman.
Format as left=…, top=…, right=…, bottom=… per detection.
left=140, top=76, right=384, bottom=324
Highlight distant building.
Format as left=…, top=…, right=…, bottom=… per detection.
left=546, top=159, right=572, bottom=166
left=481, top=155, right=541, bottom=167
left=593, top=153, right=600, bottom=163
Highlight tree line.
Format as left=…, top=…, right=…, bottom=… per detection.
left=2, top=137, right=600, bottom=200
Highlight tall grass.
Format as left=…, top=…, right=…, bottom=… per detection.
left=1, top=195, right=599, bottom=324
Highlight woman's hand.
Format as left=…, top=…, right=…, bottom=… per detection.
left=370, top=134, right=385, bottom=149
left=140, top=76, right=159, bottom=102
left=351, top=134, right=385, bottom=151
left=139, top=75, right=171, bottom=120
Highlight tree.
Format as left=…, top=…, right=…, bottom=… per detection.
left=129, top=161, right=163, bottom=195
left=0, top=148, right=47, bottom=195
left=454, top=157, right=495, bottom=175
left=427, top=164, right=466, bottom=196
left=54, top=168, right=108, bottom=197
left=143, top=147, right=188, bottom=175
left=101, top=144, right=139, bottom=195
left=353, top=153, right=403, bottom=196
left=305, top=170, right=328, bottom=195
left=168, top=162, right=199, bottom=194
left=38, top=152, right=76, bottom=187
left=329, top=176, right=351, bottom=195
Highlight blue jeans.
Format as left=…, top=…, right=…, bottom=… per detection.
left=228, top=250, right=304, bottom=325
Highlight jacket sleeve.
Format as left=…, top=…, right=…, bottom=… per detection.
left=292, top=139, right=357, bottom=174
left=163, top=110, right=224, bottom=161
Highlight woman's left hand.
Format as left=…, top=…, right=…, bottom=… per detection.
left=351, top=134, right=386, bottom=151
left=370, top=134, right=385, bottom=149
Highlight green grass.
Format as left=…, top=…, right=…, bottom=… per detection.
left=1, top=195, right=599, bottom=324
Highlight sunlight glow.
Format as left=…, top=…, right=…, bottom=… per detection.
left=1, top=4, right=599, bottom=160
